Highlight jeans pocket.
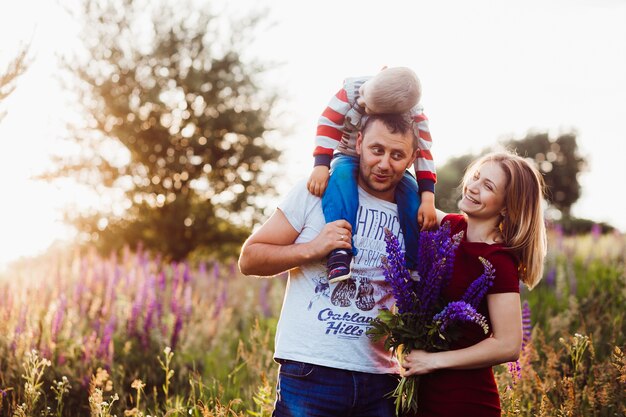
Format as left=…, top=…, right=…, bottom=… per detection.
left=278, top=360, right=315, bottom=378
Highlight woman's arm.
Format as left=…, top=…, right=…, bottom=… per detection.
left=401, top=292, right=522, bottom=376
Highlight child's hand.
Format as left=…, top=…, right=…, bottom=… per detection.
left=307, top=166, right=330, bottom=197
left=418, top=192, right=437, bottom=231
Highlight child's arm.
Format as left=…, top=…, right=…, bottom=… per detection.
left=418, top=191, right=437, bottom=231
left=307, top=166, right=330, bottom=197
left=411, top=105, right=437, bottom=230
left=307, top=87, right=351, bottom=197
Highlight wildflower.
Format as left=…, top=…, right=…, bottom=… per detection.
left=507, top=360, right=522, bottom=383
left=461, top=257, right=496, bottom=309
left=131, top=379, right=145, bottom=390
left=381, top=228, right=416, bottom=314
left=51, top=295, right=67, bottom=343
left=521, top=300, right=532, bottom=349
left=591, top=223, right=602, bottom=241
left=368, top=223, right=495, bottom=414
left=544, top=267, right=556, bottom=287
left=433, top=301, right=489, bottom=334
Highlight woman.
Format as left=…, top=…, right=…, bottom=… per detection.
left=401, top=151, right=547, bottom=416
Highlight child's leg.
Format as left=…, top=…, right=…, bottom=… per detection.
left=322, top=154, right=359, bottom=283
left=395, top=171, right=421, bottom=271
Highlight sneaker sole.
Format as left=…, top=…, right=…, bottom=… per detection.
left=328, top=271, right=352, bottom=284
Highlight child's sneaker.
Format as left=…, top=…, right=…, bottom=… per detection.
left=327, top=249, right=352, bottom=283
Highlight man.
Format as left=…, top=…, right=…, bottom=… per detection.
left=238, top=112, right=420, bottom=416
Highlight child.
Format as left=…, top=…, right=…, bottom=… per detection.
left=307, top=67, right=437, bottom=283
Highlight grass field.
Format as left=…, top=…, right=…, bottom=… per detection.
left=1, top=228, right=624, bottom=416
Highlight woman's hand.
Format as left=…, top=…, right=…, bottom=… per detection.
left=400, top=350, right=440, bottom=377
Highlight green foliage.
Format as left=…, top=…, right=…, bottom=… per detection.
left=1, top=230, right=624, bottom=415
left=0, top=250, right=283, bottom=415
left=44, top=0, right=281, bottom=260
left=503, top=132, right=586, bottom=217
left=496, top=230, right=626, bottom=416
left=558, top=216, right=614, bottom=235
left=434, top=153, right=476, bottom=213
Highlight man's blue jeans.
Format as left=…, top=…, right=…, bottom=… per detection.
left=272, top=359, right=398, bottom=417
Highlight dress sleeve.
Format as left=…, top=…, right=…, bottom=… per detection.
left=442, top=213, right=466, bottom=235
left=486, top=251, right=520, bottom=294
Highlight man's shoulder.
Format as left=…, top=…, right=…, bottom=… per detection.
left=279, top=179, right=322, bottom=213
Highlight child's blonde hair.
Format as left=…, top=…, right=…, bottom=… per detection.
left=462, top=151, right=548, bottom=289
left=363, top=67, right=421, bottom=113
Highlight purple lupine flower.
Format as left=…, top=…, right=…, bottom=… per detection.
left=213, top=286, right=227, bottom=319
left=98, top=314, right=117, bottom=366
left=157, top=271, right=167, bottom=291
left=415, top=223, right=462, bottom=319
left=591, top=223, right=602, bottom=241
left=171, top=261, right=181, bottom=291
left=544, top=267, right=556, bottom=287
left=183, top=262, right=192, bottom=285
left=508, top=360, right=522, bottom=383
left=127, top=290, right=143, bottom=335
left=432, top=301, right=489, bottom=334
left=170, top=294, right=184, bottom=350
left=461, top=257, right=496, bottom=309
left=183, top=284, right=193, bottom=318
left=381, top=229, right=415, bottom=314
left=199, top=261, right=207, bottom=278
left=213, top=262, right=220, bottom=281
left=553, top=222, right=564, bottom=250
left=521, top=300, right=532, bottom=349
left=51, top=295, right=67, bottom=343
left=11, top=305, right=28, bottom=351
left=74, top=277, right=86, bottom=315
left=142, top=278, right=157, bottom=348
left=259, top=279, right=272, bottom=318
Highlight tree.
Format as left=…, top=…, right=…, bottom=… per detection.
left=434, top=153, right=476, bottom=213
left=0, top=45, right=29, bottom=124
left=434, top=131, right=586, bottom=219
left=503, top=132, right=586, bottom=218
left=44, top=0, right=280, bottom=260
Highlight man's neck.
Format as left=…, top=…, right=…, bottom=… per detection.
left=357, top=182, right=395, bottom=203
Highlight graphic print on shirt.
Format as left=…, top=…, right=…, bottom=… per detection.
left=312, top=203, right=404, bottom=340
left=308, top=270, right=330, bottom=311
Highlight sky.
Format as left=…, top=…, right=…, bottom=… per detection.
left=0, top=0, right=625, bottom=269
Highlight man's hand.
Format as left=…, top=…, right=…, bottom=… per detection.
left=308, top=220, right=352, bottom=258
left=417, top=191, right=437, bottom=231
left=307, top=166, right=330, bottom=197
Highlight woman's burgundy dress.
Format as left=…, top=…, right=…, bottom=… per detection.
left=415, top=214, right=520, bottom=417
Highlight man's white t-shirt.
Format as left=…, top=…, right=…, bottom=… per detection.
left=274, top=179, right=405, bottom=374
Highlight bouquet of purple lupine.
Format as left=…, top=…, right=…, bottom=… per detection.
left=367, top=221, right=496, bottom=415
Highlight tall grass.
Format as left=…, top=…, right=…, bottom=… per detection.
left=0, top=229, right=624, bottom=416
left=0, top=246, right=282, bottom=416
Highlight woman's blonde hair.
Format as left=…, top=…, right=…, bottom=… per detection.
left=462, top=151, right=547, bottom=289
left=365, top=67, right=421, bottom=113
